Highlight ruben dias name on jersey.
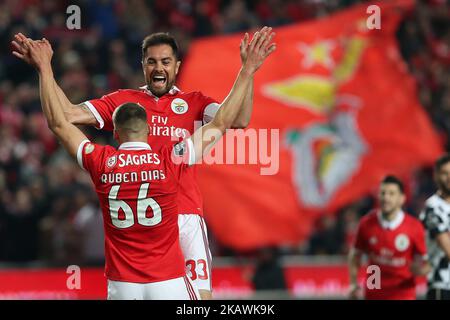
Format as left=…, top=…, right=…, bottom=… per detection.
left=101, top=151, right=165, bottom=185
left=420, top=194, right=450, bottom=290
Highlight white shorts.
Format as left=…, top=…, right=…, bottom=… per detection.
left=107, top=276, right=200, bottom=300
left=178, top=214, right=213, bottom=292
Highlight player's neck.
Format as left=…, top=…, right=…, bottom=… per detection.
left=144, top=84, right=176, bottom=98
left=381, top=210, right=400, bottom=222
left=119, top=137, right=149, bottom=145
left=437, top=190, right=450, bottom=203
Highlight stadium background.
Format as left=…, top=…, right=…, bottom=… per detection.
left=0, top=0, right=448, bottom=299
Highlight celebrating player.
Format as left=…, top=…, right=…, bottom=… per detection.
left=348, top=175, right=430, bottom=300
left=15, top=27, right=275, bottom=299
left=419, top=155, right=450, bottom=300
left=12, top=27, right=276, bottom=299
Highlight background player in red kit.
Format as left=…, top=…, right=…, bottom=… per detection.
left=19, top=28, right=275, bottom=299
left=12, top=27, right=275, bottom=300
left=348, top=176, right=430, bottom=300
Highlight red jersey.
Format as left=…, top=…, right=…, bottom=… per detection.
left=77, top=138, right=195, bottom=283
left=84, top=86, right=219, bottom=216
left=353, top=210, right=427, bottom=300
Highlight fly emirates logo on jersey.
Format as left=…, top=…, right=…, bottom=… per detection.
left=100, top=151, right=166, bottom=185
left=369, top=247, right=407, bottom=268
left=150, top=115, right=190, bottom=140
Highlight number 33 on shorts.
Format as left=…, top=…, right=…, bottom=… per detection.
left=186, top=259, right=208, bottom=280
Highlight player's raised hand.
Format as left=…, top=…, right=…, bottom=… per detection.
left=240, top=32, right=250, bottom=64
left=23, top=38, right=54, bottom=72
left=12, top=33, right=53, bottom=71
left=242, top=26, right=276, bottom=74
left=11, top=33, right=34, bottom=64
left=241, top=26, right=273, bottom=64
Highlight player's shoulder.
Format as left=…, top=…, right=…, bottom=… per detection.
left=177, top=90, right=211, bottom=101
left=424, top=194, right=450, bottom=215
left=403, top=212, right=424, bottom=229
left=83, top=142, right=115, bottom=156
left=79, top=142, right=116, bottom=172
left=359, top=210, right=378, bottom=227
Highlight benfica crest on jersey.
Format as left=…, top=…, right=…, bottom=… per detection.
left=171, top=98, right=189, bottom=114
left=395, top=234, right=410, bottom=252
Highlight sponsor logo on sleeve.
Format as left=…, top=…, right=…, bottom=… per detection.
left=173, top=142, right=186, bottom=157
left=85, top=143, right=94, bottom=154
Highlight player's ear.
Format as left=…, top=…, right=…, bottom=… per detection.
left=146, top=124, right=150, bottom=136
left=400, top=193, right=406, bottom=206
left=175, top=60, right=181, bottom=75
left=113, top=129, right=119, bottom=142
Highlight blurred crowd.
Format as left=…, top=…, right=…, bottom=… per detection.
left=0, top=0, right=448, bottom=266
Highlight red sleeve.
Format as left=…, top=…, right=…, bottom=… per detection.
left=163, top=138, right=195, bottom=179
left=413, top=221, right=427, bottom=258
left=84, top=91, right=123, bottom=131
left=198, top=92, right=220, bottom=124
left=353, top=219, right=367, bottom=253
left=77, top=140, right=110, bottom=180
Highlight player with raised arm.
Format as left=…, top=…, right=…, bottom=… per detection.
left=419, top=155, right=450, bottom=300
left=18, top=31, right=275, bottom=299
left=348, top=175, right=430, bottom=300
left=12, top=27, right=276, bottom=300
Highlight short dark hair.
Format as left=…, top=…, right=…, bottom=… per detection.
left=113, top=103, right=147, bottom=130
left=381, top=175, right=404, bottom=194
left=434, top=154, right=450, bottom=172
left=142, top=32, right=179, bottom=61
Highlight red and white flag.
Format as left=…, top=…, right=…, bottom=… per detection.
left=179, top=0, right=443, bottom=250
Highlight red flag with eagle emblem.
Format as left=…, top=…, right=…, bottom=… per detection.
left=179, top=0, right=443, bottom=250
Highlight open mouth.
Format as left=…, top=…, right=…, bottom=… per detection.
left=152, top=74, right=167, bottom=87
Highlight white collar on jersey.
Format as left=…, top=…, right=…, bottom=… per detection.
left=377, top=210, right=405, bottom=230
left=139, top=85, right=181, bottom=97
left=118, top=142, right=152, bottom=150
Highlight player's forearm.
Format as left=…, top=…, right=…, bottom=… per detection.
left=437, top=232, right=450, bottom=260
left=212, top=66, right=253, bottom=131
left=417, top=261, right=432, bottom=276
left=231, top=77, right=254, bottom=129
left=53, top=79, right=96, bottom=126
left=348, top=250, right=361, bottom=287
left=43, top=67, right=96, bottom=126
left=35, top=58, right=75, bottom=115
left=190, top=67, right=253, bottom=163
left=39, top=67, right=88, bottom=159
left=54, top=79, right=76, bottom=114
left=349, top=265, right=359, bottom=287
left=39, top=67, right=68, bottom=130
